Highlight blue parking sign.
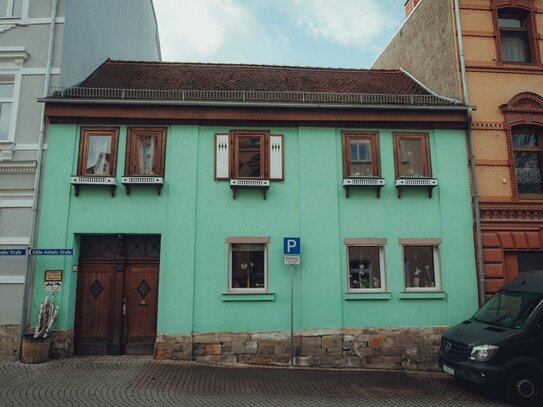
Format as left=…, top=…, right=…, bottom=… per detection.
left=283, top=237, right=300, bottom=255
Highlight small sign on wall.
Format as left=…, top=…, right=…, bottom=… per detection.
left=44, top=270, right=63, bottom=282
left=45, top=282, right=62, bottom=292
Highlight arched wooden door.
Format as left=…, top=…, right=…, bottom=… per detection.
left=75, top=235, right=160, bottom=355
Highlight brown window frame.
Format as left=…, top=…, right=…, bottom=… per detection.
left=393, top=133, right=432, bottom=178
left=77, top=127, right=119, bottom=176
left=230, top=130, right=269, bottom=179
left=492, top=1, right=540, bottom=66
left=512, top=126, right=543, bottom=198
left=125, top=127, right=167, bottom=177
left=342, top=132, right=381, bottom=178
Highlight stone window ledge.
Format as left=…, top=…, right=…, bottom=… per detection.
left=221, top=292, right=275, bottom=302
left=344, top=292, right=392, bottom=300
left=399, top=291, right=446, bottom=300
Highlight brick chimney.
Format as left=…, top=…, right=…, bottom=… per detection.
left=404, top=0, right=421, bottom=17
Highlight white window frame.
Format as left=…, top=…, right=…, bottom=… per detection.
left=0, top=0, right=29, bottom=21
left=226, top=237, right=270, bottom=293
left=0, top=47, right=28, bottom=146
left=344, top=238, right=387, bottom=293
left=400, top=238, right=442, bottom=292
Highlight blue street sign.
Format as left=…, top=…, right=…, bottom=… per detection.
left=30, top=249, right=73, bottom=256
left=0, top=249, right=27, bottom=256
left=283, top=237, right=301, bottom=255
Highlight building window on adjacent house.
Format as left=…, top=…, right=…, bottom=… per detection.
left=78, top=127, right=119, bottom=176
left=215, top=131, right=284, bottom=181
left=343, top=132, right=380, bottom=177
left=345, top=239, right=386, bottom=292
left=401, top=240, right=441, bottom=291
left=227, top=237, right=269, bottom=292
left=513, top=127, right=543, bottom=195
left=0, top=0, right=23, bottom=18
left=394, top=133, right=431, bottom=178
left=125, top=127, right=167, bottom=177
left=0, top=82, right=13, bottom=141
left=497, top=8, right=532, bottom=64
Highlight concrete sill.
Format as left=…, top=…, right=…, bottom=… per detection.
left=399, top=292, right=446, bottom=300
left=221, top=292, right=275, bottom=302
left=344, top=292, right=392, bottom=300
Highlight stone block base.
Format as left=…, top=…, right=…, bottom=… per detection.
left=155, top=327, right=447, bottom=371
left=50, top=329, right=75, bottom=359
left=0, top=324, right=20, bottom=355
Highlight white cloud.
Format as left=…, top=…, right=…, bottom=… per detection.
left=288, top=0, right=396, bottom=48
left=154, top=0, right=291, bottom=63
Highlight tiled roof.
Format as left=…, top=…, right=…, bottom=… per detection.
left=49, top=60, right=461, bottom=106
left=78, top=60, right=429, bottom=95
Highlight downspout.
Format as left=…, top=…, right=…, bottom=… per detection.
left=454, top=0, right=485, bottom=304
left=18, top=0, right=59, bottom=358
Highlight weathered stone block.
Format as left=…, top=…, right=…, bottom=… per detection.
left=154, top=350, right=171, bottom=360
left=204, top=344, right=221, bottom=355
left=368, top=336, right=384, bottom=349
left=322, top=335, right=342, bottom=349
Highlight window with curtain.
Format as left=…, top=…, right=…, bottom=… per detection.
left=343, top=132, right=381, bottom=177
left=513, top=127, right=543, bottom=194
left=498, top=9, right=532, bottom=63
left=229, top=242, right=267, bottom=291
left=125, top=128, right=167, bottom=177
left=78, top=127, right=119, bottom=176
left=394, top=133, right=431, bottom=178
left=0, top=82, right=13, bottom=141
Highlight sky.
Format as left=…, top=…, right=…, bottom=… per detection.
left=153, top=0, right=406, bottom=69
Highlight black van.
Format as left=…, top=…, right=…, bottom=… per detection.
left=439, top=270, right=543, bottom=407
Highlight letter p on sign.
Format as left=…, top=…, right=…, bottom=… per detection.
left=283, top=237, right=300, bottom=255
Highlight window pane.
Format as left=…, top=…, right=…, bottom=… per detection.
left=501, top=31, right=530, bottom=63
left=231, top=243, right=265, bottom=289
left=349, top=139, right=373, bottom=176
left=237, top=137, right=261, bottom=177
left=134, top=134, right=158, bottom=175
left=515, top=151, right=543, bottom=193
left=404, top=246, right=436, bottom=288
left=0, top=102, right=11, bottom=140
left=517, top=251, right=543, bottom=273
left=399, top=138, right=424, bottom=177
left=12, top=0, right=23, bottom=16
left=86, top=135, right=112, bottom=175
left=498, top=17, right=522, bottom=28
left=0, top=0, right=7, bottom=17
left=347, top=246, right=381, bottom=289
left=0, top=83, right=14, bottom=99
left=513, top=132, right=537, bottom=147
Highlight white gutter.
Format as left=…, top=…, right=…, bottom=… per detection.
left=454, top=0, right=485, bottom=304
left=18, top=0, right=59, bottom=359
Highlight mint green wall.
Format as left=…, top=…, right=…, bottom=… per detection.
left=33, top=123, right=479, bottom=334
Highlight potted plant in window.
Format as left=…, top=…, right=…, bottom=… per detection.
left=21, top=295, right=60, bottom=363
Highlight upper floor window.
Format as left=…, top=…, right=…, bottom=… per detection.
left=125, top=127, right=167, bottom=177
left=394, top=133, right=431, bottom=178
left=215, top=131, right=284, bottom=181
left=513, top=127, right=543, bottom=195
left=342, top=132, right=380, bottom=177
left=78, top=127, right=119, bottom=177
left=0, top=82, right=13, bottom=141
left=498, top=9, right=532, bottom=63
left=0, top=0, right=23, bottom=18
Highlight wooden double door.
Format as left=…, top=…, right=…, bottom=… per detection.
left=75, top=260, right=159, bottom=355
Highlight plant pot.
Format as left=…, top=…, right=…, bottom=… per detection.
left=21, top=334, right=52, bottom=364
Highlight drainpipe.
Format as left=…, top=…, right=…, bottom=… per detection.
left=18, top=0, right=59, bottom=359
left=454, top=0, right=485, bottom=304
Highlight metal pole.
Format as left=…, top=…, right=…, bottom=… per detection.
left=290, top=264, right=294, bottom=367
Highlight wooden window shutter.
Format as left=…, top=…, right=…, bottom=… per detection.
left=269, top=134, right=283, bottom=181
left=215, top=133, right=230, bottom=180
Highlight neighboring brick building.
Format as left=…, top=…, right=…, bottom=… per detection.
left=374, top=0, right=543, bottom=299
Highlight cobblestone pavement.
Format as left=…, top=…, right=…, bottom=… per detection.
left=0, top=355, right=512, bottom=406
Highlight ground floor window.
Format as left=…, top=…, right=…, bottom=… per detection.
left=401, top=239, right=441, bottom=291
left=226, top=237, right=269, bottom=292
left=344, top=238, right=386, bottom=292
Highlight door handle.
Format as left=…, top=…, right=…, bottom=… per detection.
left=122, top=299, right=127, bottom=316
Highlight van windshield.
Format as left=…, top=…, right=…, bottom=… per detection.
left=473, top=291, right=543, bottom=329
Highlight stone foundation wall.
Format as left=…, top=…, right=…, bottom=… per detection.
left=155, top=327, right=447, bottom=371
left=0, top=324, right=20, bottom=355
left=50, top=329, right=75, bottom=359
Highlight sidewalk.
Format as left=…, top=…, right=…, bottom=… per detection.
left=0, top=355, right=510, bottom=406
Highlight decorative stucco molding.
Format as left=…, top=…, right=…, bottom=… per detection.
left=481, top=203, right=543, bottom=223
left=0, top=24, right=16, bottom=33
left=0, top=161, right=36, bottom=174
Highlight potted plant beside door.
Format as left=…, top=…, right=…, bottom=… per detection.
left=21, top=295, right=60, bottom=363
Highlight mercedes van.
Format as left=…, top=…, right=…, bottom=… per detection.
left=439, top=270, right=543, bottom=407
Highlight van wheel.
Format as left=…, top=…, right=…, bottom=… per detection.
left=506, top=369, right=542, bottom=407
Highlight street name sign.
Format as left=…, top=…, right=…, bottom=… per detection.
left=30, top=249, right=73, bottom=256
left=0, top=249, right=26, bottom=256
